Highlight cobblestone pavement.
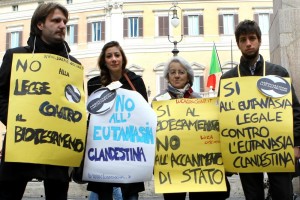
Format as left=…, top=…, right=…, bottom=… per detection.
left=22, top=197, right=245, bottom=200
left=21, top=175, right=300, bottom=200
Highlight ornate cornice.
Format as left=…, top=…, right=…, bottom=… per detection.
left=0, top=0, right=39, bottom=6
left=104, top=1, right=124, bottom=13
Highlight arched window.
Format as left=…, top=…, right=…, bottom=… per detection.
left=86, top=68, right=100, bottom=79
left=221, top=61, right=238, bottom=74
left=127, top=64, right=144, bottom=76
left=191, top=62, right=205, bottom=93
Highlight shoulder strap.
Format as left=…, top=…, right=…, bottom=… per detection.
left=123, top=72, right=136, bottom=91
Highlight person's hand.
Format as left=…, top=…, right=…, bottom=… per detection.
left=294, top=147, right=300, bottom=159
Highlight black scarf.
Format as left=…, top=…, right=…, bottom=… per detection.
left=27, top=34, right=70, bottom=55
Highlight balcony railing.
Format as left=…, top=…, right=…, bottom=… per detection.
left=200, top=91, right=218, bottom=98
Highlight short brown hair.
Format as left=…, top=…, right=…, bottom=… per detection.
left=30, top=2, right=68, bottom=36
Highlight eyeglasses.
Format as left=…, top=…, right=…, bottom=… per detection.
left=168, top=70, right=187, bottom=76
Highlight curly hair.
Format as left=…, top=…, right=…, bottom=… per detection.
left=98, top=41, right=127, bottom=86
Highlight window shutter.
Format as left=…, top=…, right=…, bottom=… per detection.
left=74, top=24, right=78, bottom=43
left=101, top=21, right=105, bottom=41
left=87, top=22, right=92, bottom=42
left=123, top=18, right=128, bottom=37
left=19, top=31, right=23, bottom=47
left=234, top=14, right=239, bottom=29
left=159, top=76, right=168, bottom=93
left=199, top=15, right=203, bottom=35
left=159, top=16, right=169, bottom=36
left=163, top=16, right=169, bottom=36
left=218, top=14, right=223, bottom=34
left=183, top=15, right=188, bottom=35
left=139, top=17, right=143, bottom=37
left=6, top=32, right=10, bottom=50
left=165, top=16, right=169, bottom=36
left=199, top=76, right=204, bottom=92
left=254, top=14, right=259, bottom=24
left=159, top=17, right=163, bottom=36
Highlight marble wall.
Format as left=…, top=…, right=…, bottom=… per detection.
left=270, top=0, right=300, bottom=97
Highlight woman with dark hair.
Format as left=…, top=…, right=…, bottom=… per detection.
left=86, top=41, right=147, bottom=200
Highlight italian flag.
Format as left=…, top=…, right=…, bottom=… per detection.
left=206, top=44, right=222, bottom=90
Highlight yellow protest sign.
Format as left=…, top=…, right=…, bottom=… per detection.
left=152, top=98, right=227, bottom=193
left=219, top=77, right=294, bottom=172
left=6, top=54, right=86, bottom=167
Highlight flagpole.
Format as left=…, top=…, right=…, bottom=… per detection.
left=214, top=42, right=222, bottom=75
left=231, top=40, right=233, bottom=69
left=207, top=42, right=222, bottom=91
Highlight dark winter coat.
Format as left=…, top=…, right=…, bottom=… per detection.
left=86, top=69, right=147, bottom=196
left=0, top=35, right=81, bottom=181
left=221, top=55, right=300, bottom=146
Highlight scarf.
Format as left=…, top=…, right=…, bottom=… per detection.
left=167, top=83, right=193, bottom=98
left=27, top=34, right=70, bottom=57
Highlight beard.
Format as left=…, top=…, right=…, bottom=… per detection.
left=242, top=49, right=259, bottom=60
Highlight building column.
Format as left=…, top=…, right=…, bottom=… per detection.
left=270, top=0, right=300, bottom=97
left=105, top=0, right=124, bottom=42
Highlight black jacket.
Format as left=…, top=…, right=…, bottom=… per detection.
left=221, top=55, right=300, bottom=146
left=86, top=69, right=147, bottom=195
left=0, top=35, right=80, bottom=181
left=87, top=69, right=148, bottom=100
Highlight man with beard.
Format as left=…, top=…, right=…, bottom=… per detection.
left=220, top=19, right=300, bottom=200
left=0, top=2, right=81, bottom=200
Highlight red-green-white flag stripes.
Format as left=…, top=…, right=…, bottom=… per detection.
left=206, top=43, right=222, bottom=90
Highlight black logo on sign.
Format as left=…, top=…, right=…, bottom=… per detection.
left=87, top=88, right=116, bottom=115
left=257, top=75, right=290, bottom=98
left=65, top=84, right=81, bottom=103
